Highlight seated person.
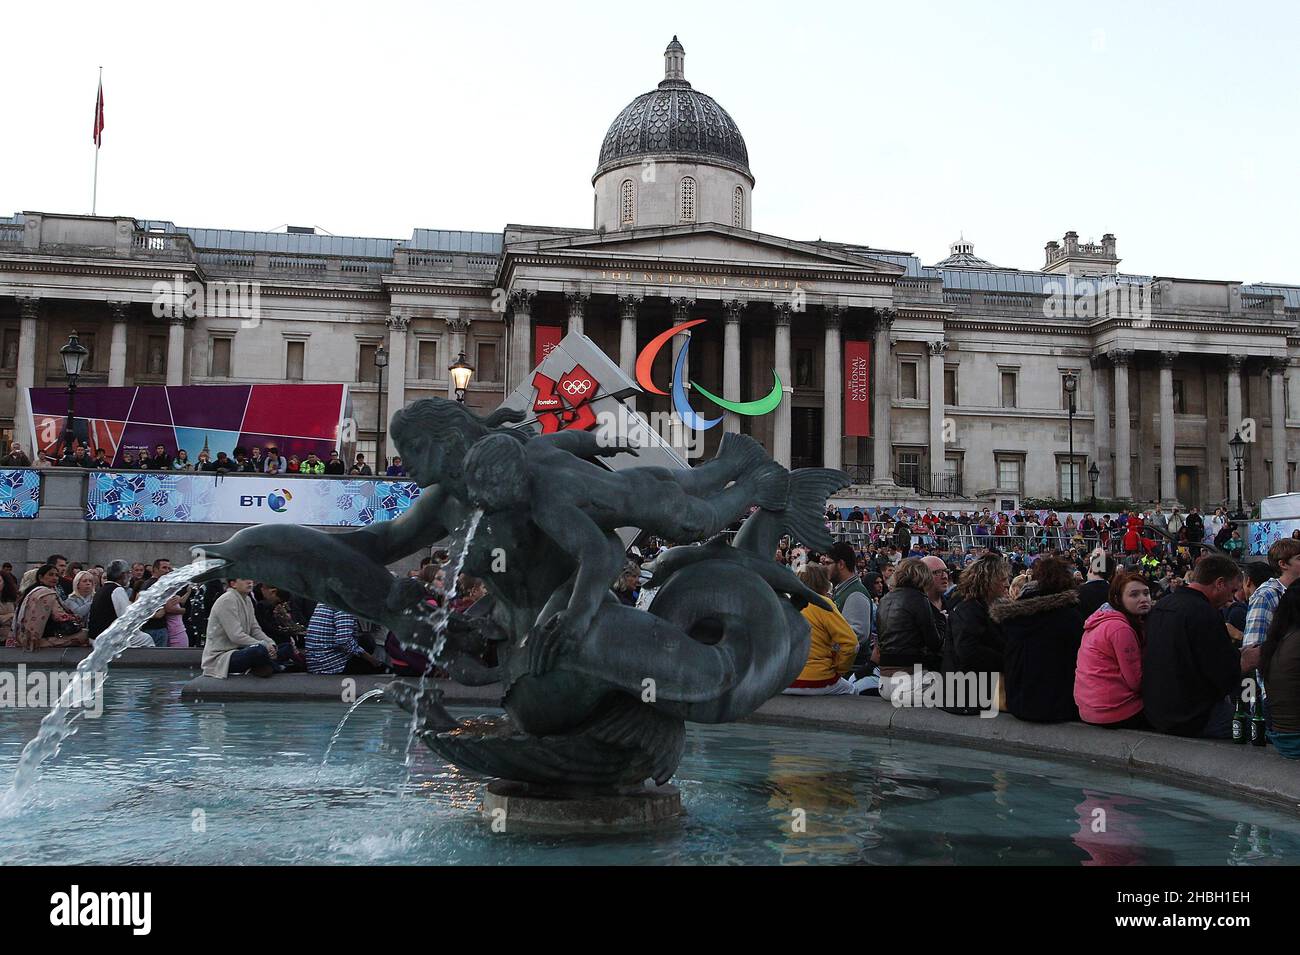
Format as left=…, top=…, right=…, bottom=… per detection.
left=1074, top=571, right=1152, bottom=729
left=995, top=555, right=1084, bottom=723
left=1261, top=587, right=1300, bottom=757
left=1142, top=555, right=1259, bottom=738
left=9, top=563, right=89, bottom=650
left=783, top=565, right=859, bottom=696
left=200, top=578, right=293, bottom=678
left=305, top=603, right=386, bottom=675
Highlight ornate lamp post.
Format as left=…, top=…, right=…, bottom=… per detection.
left=1229, top=429, right=1247, bottom=521
left=374, top=344, right=388, bottom=463
left=1064, top=371, right=1078, bottom=505
left=449, top=352, right=474, bottom=405
left=1088, top=461, right=1100, bottom=509
left=59, top=331, right=90, bottom=461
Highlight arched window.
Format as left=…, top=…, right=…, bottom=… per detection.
left=733, top=186, right=744, bottom=228
left=679, top=176, right=696, bottom=223
left=620, top=179, right=635, bottom=226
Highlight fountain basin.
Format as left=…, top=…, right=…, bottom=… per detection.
left=3, top=669, right=1300, bottom=865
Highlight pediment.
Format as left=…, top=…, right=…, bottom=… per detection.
left=506, top=224, right=905, bottom=276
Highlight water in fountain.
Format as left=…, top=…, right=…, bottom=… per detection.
left=0, top=557, right=226, bottom=817
left=401, top=509, right=482, bottom=787
left=321, top=688, right=386, bottom=767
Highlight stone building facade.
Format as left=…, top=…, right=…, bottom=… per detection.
left=1, top=37, right=1296, bottom=507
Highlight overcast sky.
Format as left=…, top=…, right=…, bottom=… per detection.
left=3, top=0, right=1296, bottom=283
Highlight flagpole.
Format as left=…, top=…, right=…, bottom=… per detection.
left=92, top=67, right=101, bottom=216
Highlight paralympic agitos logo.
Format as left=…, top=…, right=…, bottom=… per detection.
left=635, top=319, right=781, bottom=431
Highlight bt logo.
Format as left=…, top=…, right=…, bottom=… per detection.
left=239, top=489, right=293, bottom=512
left=635, top=319, right=781, bottom=430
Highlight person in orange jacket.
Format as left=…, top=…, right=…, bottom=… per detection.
left=784, top=564, right=860, bottom=696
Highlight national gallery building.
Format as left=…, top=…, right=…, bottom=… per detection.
left=2, top=37, right=1297, bottom=508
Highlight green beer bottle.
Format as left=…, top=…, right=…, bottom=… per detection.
left=1232, top=685, right=1249, bottom=744
left=1250, top=671, right=1267, bottom=747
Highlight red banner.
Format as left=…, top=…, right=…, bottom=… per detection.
left=533, top=326, right=563, bottom=368
left=844, top=340, right=872, bottom=437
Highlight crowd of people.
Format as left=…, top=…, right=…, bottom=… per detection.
left=6, top=498, right=1298, bottom=762
left=826, top=503, right=1252, bottom=556
left=0, top=441, right=412, bottom=478
left=0, top=547, right=489, bottom=683
left=772, top=518, right=1300, bottom=759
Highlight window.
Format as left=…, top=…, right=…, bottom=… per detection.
left=679, top=177, right=696, bottom=223
left=897, top=451, right=921, bottom=489
left=620, top=179, right=635, bottom=226
left=1172, top=378, right=1186, bottom=414
left=1057, top=459, right=1083, bottom=500
left=81, top=333, right=99, bottom=373
left=733, top=186, right=744, bottom=228
left=285, top=340, right=305, bottom=381
left=899, top=360, right=918, bottom=400
left=996, top=456, right=1022, bottom=492
left=476, top=341, right=499, bottom=382
left=210, top=337, right=232, bottom=378
left=358, top=343, right=378, bottom=383
left=943, top=368, right=958, bottom=406
left=417, top=340, right=439, bottom=379
left=941, top=455, right=962, bottom=495
left=1000, top=371, right=1018, bottom=409
left=1, top=328, right=17, bottom=370
left=1060, top=371, right=1080, bottom=411
left=795, top=348, right=814, bottom=388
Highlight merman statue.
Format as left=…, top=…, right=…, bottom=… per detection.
left=201, top=397, right=848, bottom=793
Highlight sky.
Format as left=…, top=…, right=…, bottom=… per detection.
left=2, top=0, right=1297, bottom=283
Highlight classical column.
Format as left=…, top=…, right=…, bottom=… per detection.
left=166, top=314, right=189, bottom=386
left=927, top=339, right=947, bottom=487
left=617, top=294, right=640, bottom=379
left=871, top=308, right=896, bottom=485
left=1270, top=358, right=1289, bottom=494
left=773, top=302, right=793, bottom=468
left=384, top=314, right=410, bottom=454
left=1226, top=354, right=1245, bottom=442
left=445, top=314, right=470, bottom=402
left=1111, top=349, right=1133, bottom=500
left=669, top=297, right=692, bottom=452
left=566, top=292, right=588, bottom=338
left=722, top=300, right=744, bottom=435
left=508, top=290, right=534, bottom=387
left=108, top=301, right=130, bottom=387
left=823, top=307, right=845, bottom=470
left=15, top=296, right=39, bottom=451
left=1090, top=355, right=1111, bottom=497
left=1158, top=350, right=1178, bottom=504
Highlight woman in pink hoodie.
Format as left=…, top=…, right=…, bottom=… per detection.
left=1074, top=570, right=1153, bottom=728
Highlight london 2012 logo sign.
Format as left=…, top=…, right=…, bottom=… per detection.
left=635, top=319, right=781, bottom=431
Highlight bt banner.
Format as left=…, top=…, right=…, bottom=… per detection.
left=85, top=472, right=420, bottom=526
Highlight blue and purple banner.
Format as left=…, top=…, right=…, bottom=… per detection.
left=85, top=472, right=419, bottom=526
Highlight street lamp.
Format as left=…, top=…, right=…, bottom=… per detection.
left=1064, top=371, right=1078, bottom=505
left=59, top=331, right=90, bottom=461
left=1088, top=461, right=1100, bottom=508
left=449, top=352, right=474, bottom=405
left=1229, top=429, right=1247, bottom=521
left=374, top=344, right=388, bottom=464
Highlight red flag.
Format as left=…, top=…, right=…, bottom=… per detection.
left=93, top=79, right=104, bottom=148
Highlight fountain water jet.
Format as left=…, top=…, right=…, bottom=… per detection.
left=0, top=558, right=225, bottom=816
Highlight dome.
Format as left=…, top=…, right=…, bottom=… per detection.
left=595, top=37, right=751, bottom=181
left=933, top=236, right=1000, bottom=270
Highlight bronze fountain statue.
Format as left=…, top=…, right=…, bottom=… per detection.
left=200, top=397, right=848, bottom=796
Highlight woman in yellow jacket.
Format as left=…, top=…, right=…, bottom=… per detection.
left=783, top=564, right=861, bottom=696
